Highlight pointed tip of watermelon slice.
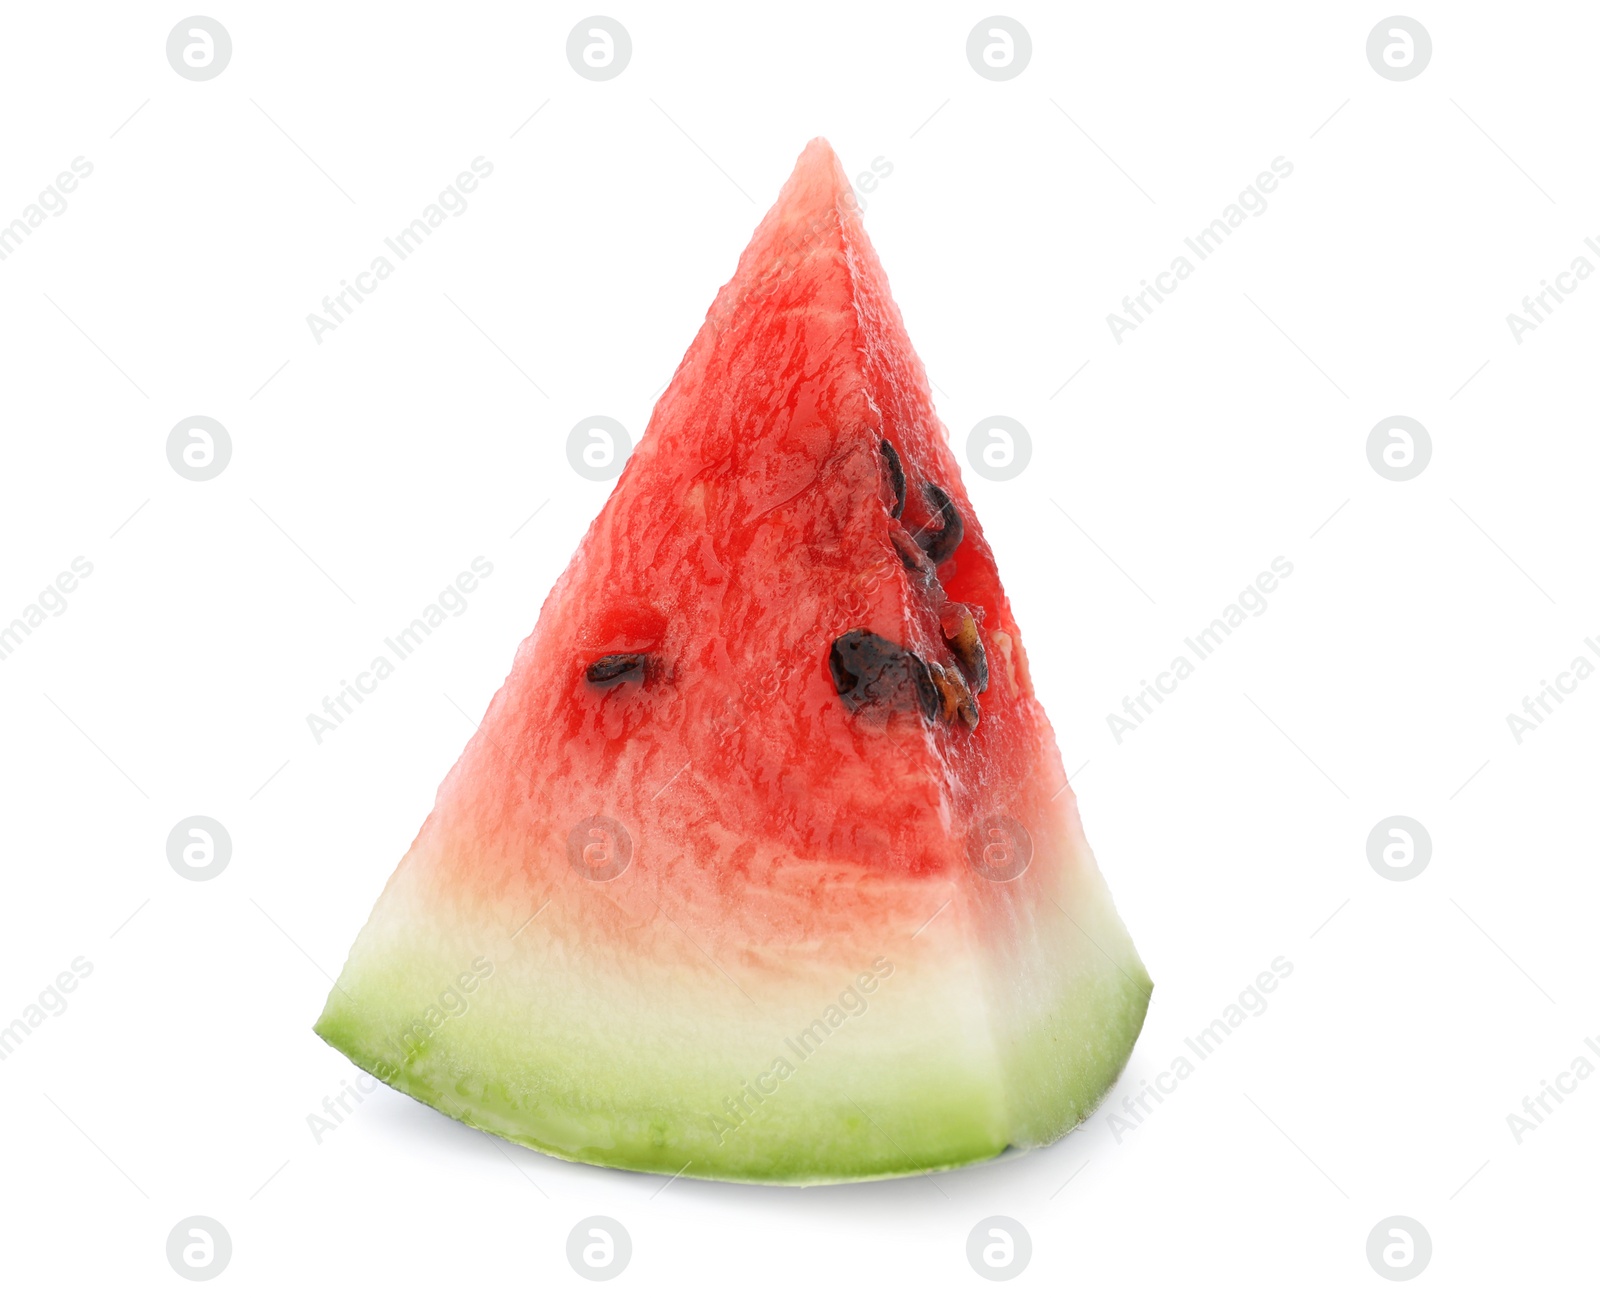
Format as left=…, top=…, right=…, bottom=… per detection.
left=739, top=135, right=869, bottom=260
left=794, top=134, right=843, bottom=174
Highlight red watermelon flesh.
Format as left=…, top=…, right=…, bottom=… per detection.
left=316, top=139, right=1150, bottom=1184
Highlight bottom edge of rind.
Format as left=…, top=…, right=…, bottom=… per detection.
left=311, top=971, right=1150, bottom=1186
left=315, top=1018, right=1016, bottom=1185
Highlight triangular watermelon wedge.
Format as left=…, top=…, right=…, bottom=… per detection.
left=316, top=139, right=1150, bottom=1184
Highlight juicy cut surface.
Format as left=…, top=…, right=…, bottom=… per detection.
left=475, top=138, right=1050, bottom=892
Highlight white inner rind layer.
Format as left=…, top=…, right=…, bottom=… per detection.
left=316, top=804, right=1150, bottom=1184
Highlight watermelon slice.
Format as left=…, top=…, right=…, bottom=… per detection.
left=316, top=139, right=1150, bottom=1184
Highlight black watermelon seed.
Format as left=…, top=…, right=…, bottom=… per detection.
left=586, top=653, right=648, bottom=685
left=916, top=483, right=964, bottom=566
left=829, top=630, right=938, bottom=721
left=880, top=439, right=906, bottom=519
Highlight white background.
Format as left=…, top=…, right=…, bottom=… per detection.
left=1, top=2, right=1594, bottom=1292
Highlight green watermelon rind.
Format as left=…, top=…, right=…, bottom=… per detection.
left=313, top=847, right=1150, bottom=1186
